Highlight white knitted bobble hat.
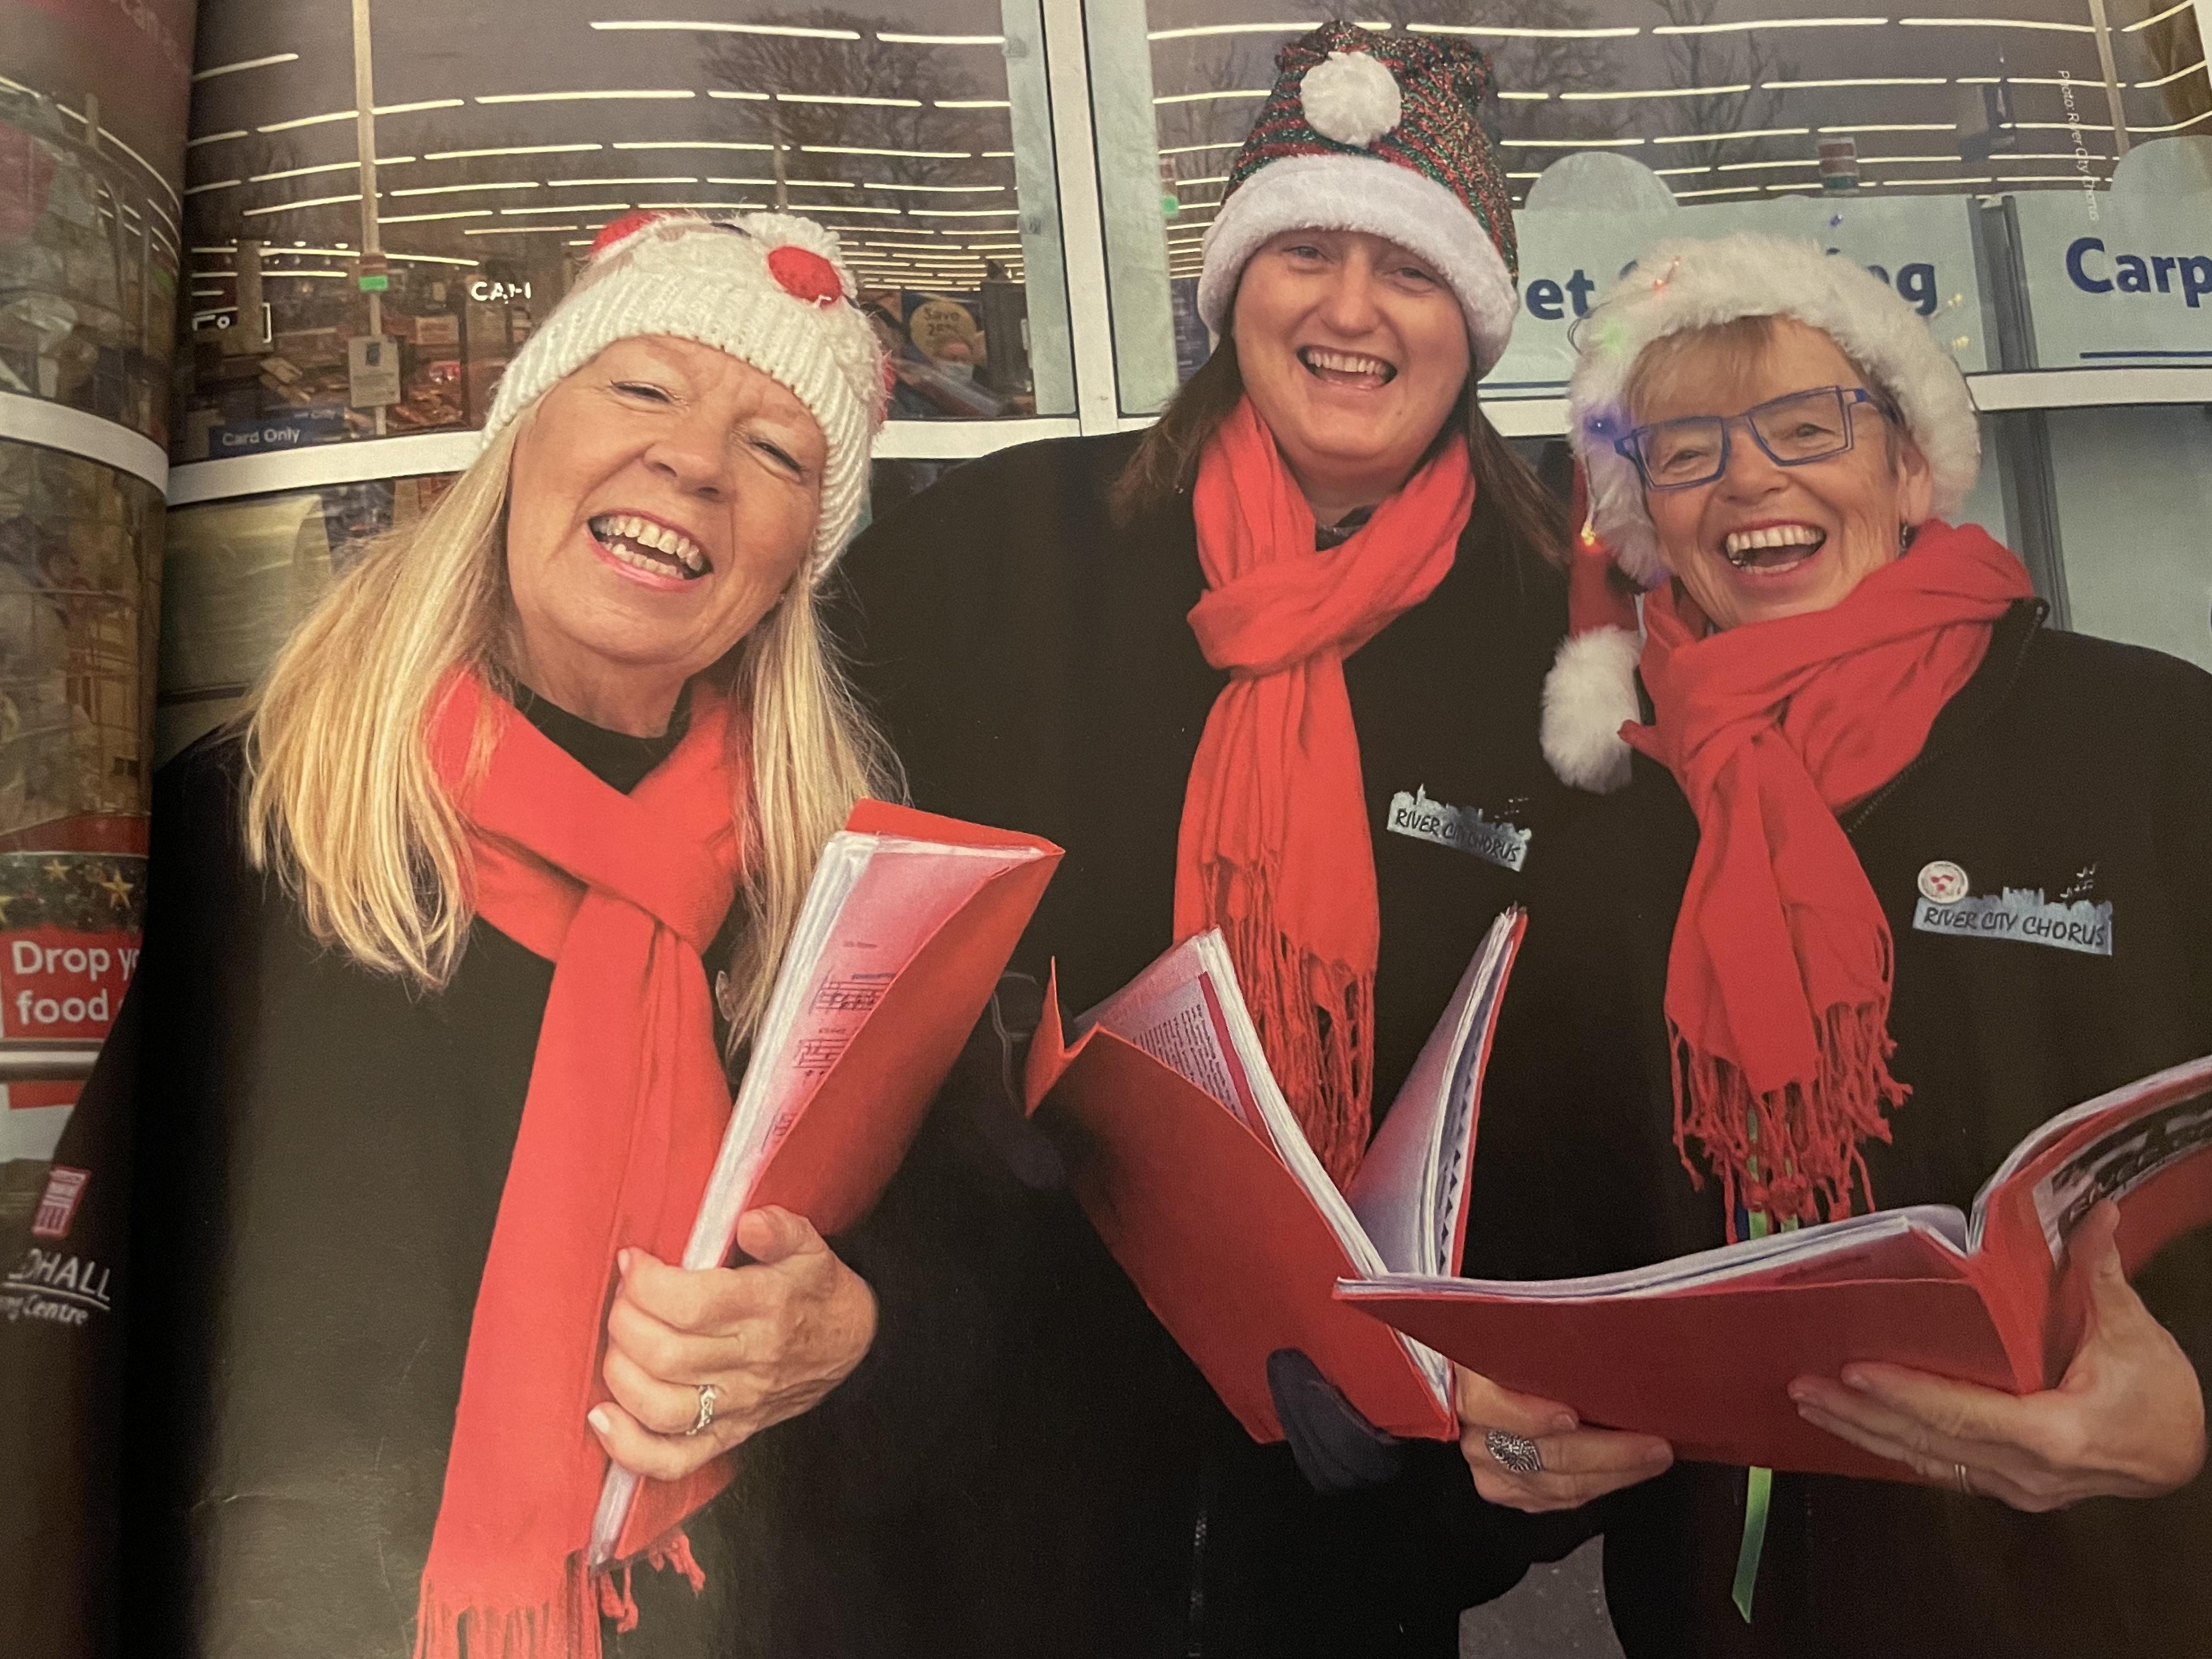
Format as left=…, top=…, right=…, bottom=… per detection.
left=1567, top=231, right=1981, bottom=588
left=482, top=210, right=888, bottom=571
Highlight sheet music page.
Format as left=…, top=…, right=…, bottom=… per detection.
left=592, top=828, right=1046, bottom=1565
left=1344, top=1205, right=1971, bottom=1306
left=691, top=834, right=1046, bottom=1269
left=1081, top=938, right=1273, bottom=1144
left=1082, top=932, right=1387, bottom=1274
left=1346, top=911, right=1518, bottom=1277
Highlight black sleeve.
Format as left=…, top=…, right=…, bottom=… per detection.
left=0, top=972, right=139, bottom=1659
left=1463, top=821, right=1676, bottom=1288
left=2147, top=653, right=2212, bottom=1080
left=782, top=969, right=1064, bottom=1503
left=2136, top=652, right=2212, bottom=1385
left=0, top=738, right=238, bottom=1659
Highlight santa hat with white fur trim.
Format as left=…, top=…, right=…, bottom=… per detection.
left=1539, top=230, right=1983, bottom=793
left=483, top=209, right=887, bottom=571
left=1197, top=21, right=1521, bottom=374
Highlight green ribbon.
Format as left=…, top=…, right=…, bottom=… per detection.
left=1732, top=1205, right=1774, bottom=1623
left=1733, top=1466, right=1775, bottom=1622
left=1729, top=1114, right=1801, bottom=1624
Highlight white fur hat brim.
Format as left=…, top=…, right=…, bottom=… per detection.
left=1540, top=624, right=1642, bottom=794
left=1197, top=153, right=1520, bottom=376
left=482, top=212, right=885, bottom=572
left=1567, top=232, right=1981, bottom=587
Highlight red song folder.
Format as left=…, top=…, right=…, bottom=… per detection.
left=592, top=800, right=1060, bottom=1562
left=1024, top=911, right=1526, bottom=1444
left=1338, top=1053, right=2212, bottom=1481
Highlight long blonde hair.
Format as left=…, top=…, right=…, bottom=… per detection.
left=241, top=416, right=898, bottom=1054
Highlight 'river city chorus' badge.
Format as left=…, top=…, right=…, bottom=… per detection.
left=1386, top=786, right=1530, bottom=873
left=1911, top=860, right=2113, bottom=957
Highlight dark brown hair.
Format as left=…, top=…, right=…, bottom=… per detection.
left=1109, top=334, right=1568, bottom=569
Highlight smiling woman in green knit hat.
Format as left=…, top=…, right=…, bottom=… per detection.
left=811, top=20, right=1587, bottom=1658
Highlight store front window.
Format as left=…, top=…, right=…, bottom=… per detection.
left=1091, top=2, right=2210, bottom=671
left=1098, top=0, right=2208, bottom=409
left=156, top=471, right=456, bottom=761
left=174, top=0, right=1077, bottom=464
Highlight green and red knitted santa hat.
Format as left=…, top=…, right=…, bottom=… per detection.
left=1197, top=21, right=1521, bottom=374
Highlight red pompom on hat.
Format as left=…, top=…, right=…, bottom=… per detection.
left=589, top=209, right=670, bottom=261
left=768, top=243, right=843, bottom=305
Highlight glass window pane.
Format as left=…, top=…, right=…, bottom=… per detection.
left=2039, top=402, right=2212, bottom=669
left=1097, top=1, right=2209, bottom=414
left=0, top=442, right=161, bottom=836
left=0, top=83, right=181, bottom=445
left=155, top=473, right=456, bottom=761
left=174, top=0, right=1074, bottom=462
left=158, top=461, right=961, bottom=765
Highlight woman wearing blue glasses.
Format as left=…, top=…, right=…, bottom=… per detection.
left=1454, top=232, right=2212, bottom=1656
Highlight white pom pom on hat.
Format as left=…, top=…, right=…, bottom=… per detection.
left=481, top=208, right=888, bottom=573
left=1300, top=49, right=1402, bottom=147
left=1195, top=21, right=1522, bottom=377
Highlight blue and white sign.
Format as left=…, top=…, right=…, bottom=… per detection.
left=2013, top=185, right=2212, bottom=369
left=1485, top=192, right=1990, bottom=396
left=212, top=409, right=349, bottom=454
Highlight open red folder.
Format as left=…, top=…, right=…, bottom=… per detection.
left=1023, top=911, right=1526, bottom=1444
left=1338, top=1053, right=2212, bottom=1481
left=591, top=800, right=1060, bottom=1562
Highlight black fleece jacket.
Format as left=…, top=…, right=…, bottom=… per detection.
left=1467, top=601, right=2212, bottom=1658
left=0, top=696, right=968, bottom=1659
left=795, top=427, right=1585, bottom=1658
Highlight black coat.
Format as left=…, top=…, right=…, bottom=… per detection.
left=1466, top=600, right=2212, bottom=1657
left=0, top=697, right=958, bottom=1659
left=804, top=428, right=1583, bottom=1657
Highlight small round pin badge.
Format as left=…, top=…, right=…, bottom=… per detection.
left=1918, top=860, right=1969, bottom=904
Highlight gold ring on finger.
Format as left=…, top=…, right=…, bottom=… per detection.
left=1486, top=1427, right=1544, bottom=1476
left=1954, top=1461, right=1973, bottom=1497
left=685, top=1382, right=718, bottom=1438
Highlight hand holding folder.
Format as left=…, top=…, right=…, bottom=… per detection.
left=590, top=801, right=1060, bottom=1564
left=1340, top=1054, right=2212, bottom=1482
left=1023, top=910, right=1526, bottom=1444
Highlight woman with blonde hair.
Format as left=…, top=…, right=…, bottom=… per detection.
left=9, top=210, right=899, bottom=1659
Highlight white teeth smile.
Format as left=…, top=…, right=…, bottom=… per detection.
left=588, top=513, right=709, bottom=578
left=1300, top=346, right=1396, bottom=382
left=1722, top=523, right=1825, bottom=568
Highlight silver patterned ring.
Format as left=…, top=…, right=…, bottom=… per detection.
left=1486, top=1427, right=1545, bottom=1476
left=1954, top=1462, right=1974, bottom=1497
left=686, top=1383, right=719, bottom=1438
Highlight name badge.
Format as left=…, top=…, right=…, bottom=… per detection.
left=1910, top=864, right=2113, bottom=958
left=1386, top=786, right=1530, bottom=873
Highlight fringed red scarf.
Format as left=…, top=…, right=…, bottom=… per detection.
left=1621, top=522, right=2033, bottom=1234
left=1176, top=396, right=1474, bottom=1186
left=415, top=672, right=749, bottom=1659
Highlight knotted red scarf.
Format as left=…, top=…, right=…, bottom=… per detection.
left=1621, top=522, right=2033, bottom=1232
left=1176, top=396, right=1475, bottom=1184
left=415, top=672, right=748, bottom=1659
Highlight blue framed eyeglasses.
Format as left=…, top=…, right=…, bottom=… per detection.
left=1613, top=386, right=1897, bottom=491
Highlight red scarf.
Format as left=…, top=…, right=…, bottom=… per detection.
left=1176, top=397, right=1475, bottom=1184
left=415, top=673, right=748, bottom=1659
left=1621, top=522, right=2033, bottom=1232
